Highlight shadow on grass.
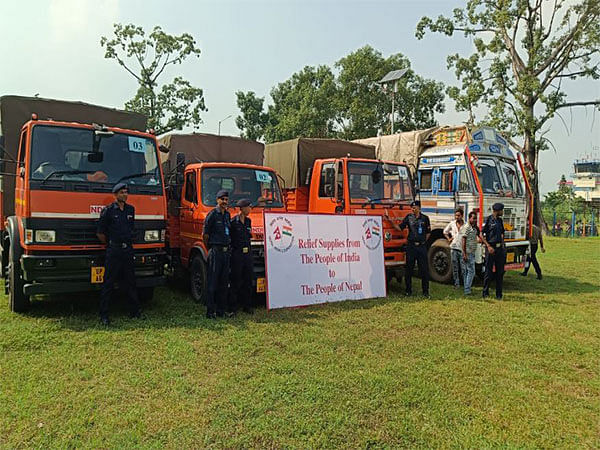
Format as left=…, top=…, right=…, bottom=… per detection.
left=18, top=270, right=598, bottom=330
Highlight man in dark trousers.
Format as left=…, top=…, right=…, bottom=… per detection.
left=386, top=200, right=431, bottom=297
left=229, top=198, right=254, bottom=315
left=96, top=183, right=141, bottom=326
left=521, top=223, right=545, bottom=280
left=481, top=202, right=506, bottom=300
left=202, top=189, right=231, bottom=319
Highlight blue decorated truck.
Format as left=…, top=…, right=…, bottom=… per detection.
left=356, top=126, right=532, bottom=283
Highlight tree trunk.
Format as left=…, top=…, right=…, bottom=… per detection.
left=523, top=131, right=545, bottom=228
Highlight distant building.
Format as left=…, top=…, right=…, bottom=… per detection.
left=569, top=156, right=600, bottom=207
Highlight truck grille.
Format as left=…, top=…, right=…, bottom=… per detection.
left=63, top=225, right=102, bottom=245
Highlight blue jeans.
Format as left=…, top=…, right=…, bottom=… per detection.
left=451, top=249, right=463, bottom=287
left=462, top=252, right=476, bottom=294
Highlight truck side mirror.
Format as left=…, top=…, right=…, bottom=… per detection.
left=176, top=152, right=185, bottom=184
left=305, top=167, right=312, bottom=185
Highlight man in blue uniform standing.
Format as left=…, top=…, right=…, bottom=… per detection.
left=229, top=198, right=254, bottom=315
left=202, top=189, right=231, bottom=319
left=481, top=202, right=506, bottom=299
left=386, top=200, right=431, bottom=297
left=96, top=183, right=141, bottom=326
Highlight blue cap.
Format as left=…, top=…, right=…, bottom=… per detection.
left=112, top=182, right=128, bottom=193
left=237, top=198, right=252, bottom=208
left=492, top=202, right=504, bottom=211
left=216, top=189, right=229, bottom=199
left=410, top=200, right=421, bottom=207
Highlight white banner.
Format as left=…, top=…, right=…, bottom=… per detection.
left=264, top=213, right=386, bottom=310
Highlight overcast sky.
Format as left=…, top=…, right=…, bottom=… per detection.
left=1, top=0, right=598, bottom=194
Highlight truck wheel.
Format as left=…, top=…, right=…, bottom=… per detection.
left=138, top=287, right=155, bottom=303
left=190, top=255, right=207, bottom=304
left=8, top=242, right=29, bottom=312
left=428, top=238, right=453, bottom=284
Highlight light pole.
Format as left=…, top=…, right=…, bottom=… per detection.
left=379, top=69, right=408, bottom=135
left=218, top=114, right=232, bottom=136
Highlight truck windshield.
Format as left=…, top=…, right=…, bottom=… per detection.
left=201, top=167, right=283, bottom=207
left=475, top=157, right=524, bottom=196
left=499, top=160, right=524, bottom=197
left=348, top=161, right=412, bottom=203
left=30, top=125, right=161, bottom=193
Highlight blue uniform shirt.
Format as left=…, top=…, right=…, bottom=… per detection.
left=482, top=214, right=505, bottom=244
left=97, top=202, right=135, bottom=245
left=230, top=215, right=252, bottom=250
left=400, top=213, right=431, bottom=243
left=203, top=207, right=231, bottom=246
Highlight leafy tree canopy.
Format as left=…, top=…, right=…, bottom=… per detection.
left=101, top=23, right=206, bottom=135
left=236, top=45, right=445, bottom=143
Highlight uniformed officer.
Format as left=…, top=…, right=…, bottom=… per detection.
left=202, top=189, right=231, bottom=319
left=481, top=202, right=506, bottom=299
left=386, top=200, right=431, bottom=297
left=229, top=198, right=254, bottom=315
left=96, top=182, right=141, bottom=325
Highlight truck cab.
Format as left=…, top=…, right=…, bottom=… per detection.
left=264, top=138, right=413, bottom=284
left=0, top=101, right=167, bottom=312
left=308, top=157, right=412, bottom=268
left=416, top=126, right=532, bottom=282
left=160, top=133, right=285, bottom=304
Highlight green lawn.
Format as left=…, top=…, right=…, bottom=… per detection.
left=1, top=237, right=599, bottom=448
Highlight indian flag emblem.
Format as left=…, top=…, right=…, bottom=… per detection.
left=361, top=218, right=382, bottom=250
left=268, top=216, right=295, bottom=253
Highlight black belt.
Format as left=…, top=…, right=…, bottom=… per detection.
left=408, top=241, right=426, bottom=246
left=489, top=243, right=504, bottom=248
left=233, top=246, right=250, bottom=253
left=109, top=241, right=131, bottom=249
left=210, top=245, right=230, bottom=252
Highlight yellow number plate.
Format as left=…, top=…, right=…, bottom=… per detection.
left=91, top=266, right=105, bottom=284
left=256, top=277, right=266, bottom=293
left=506, top=253, right=515, bottom=263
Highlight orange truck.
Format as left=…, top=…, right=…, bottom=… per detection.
left=0, top=96, right=167, bottom=312
left=158, top=133, right=286, bottom=303
left=263, top=138, right=414, bottom=284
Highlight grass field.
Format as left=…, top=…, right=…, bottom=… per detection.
left=1, top=237, right=599, bottom=448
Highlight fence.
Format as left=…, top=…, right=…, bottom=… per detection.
left=542, top=207, right=599, bottom=237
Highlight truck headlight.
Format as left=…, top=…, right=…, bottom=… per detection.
left=25, top=229, right=33, bottom=244
left=35, top=230, right=56, bottom=243
left=144, top=230, right=160, bottom=242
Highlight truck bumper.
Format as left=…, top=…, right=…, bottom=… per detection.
left=504, top=241, right=530, bottom=271
left=20, top=250, right=166, bottom=296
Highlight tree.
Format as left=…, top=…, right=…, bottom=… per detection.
left=235, top=91, right=270, bottom=141
left=335, top=46, right=445, bottom=140
left=543, top=174, right=585, bottom=218
left=100, top=23, right=206, bottom=135
left=416, top=0, right=600, bottom=225
left=265, top=65, right=339, bottom=142
left=235, top=46, right=445, bottom=142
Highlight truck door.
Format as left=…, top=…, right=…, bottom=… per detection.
left=312, top=161, right=339, bottom=214
left=180, top=169, right=198, bottom=264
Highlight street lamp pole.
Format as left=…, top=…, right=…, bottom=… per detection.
left=218, top=114, right=232, bottom=136
left=379, top=69, right=408, bottom=135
